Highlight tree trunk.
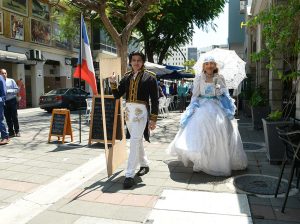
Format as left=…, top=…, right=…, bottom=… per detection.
left=117, top=43, right=128, bottom=75
left=145, top=40, right=154, bottom=63
left=158, top=45, right=170, bottom=64
left=95, top=0, right=159, bottom=75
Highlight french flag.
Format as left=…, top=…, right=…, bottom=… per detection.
left=73, top=16, right=98, bottom=95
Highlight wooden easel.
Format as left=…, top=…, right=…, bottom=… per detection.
left=88, top=56, right=126, bottom=176
left=48, top=109, right=73, bottom=144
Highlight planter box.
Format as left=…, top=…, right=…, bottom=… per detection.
left=262, top=118, right=293, bottom=164
left=251, top=106, right=270, bottom=130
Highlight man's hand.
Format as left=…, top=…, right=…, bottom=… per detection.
left=148, top=120, right=156, bottom=130
left=109, top=73, right=117, bottom=84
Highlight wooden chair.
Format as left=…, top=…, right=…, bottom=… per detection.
left=169, top=95, right=175, bottom=111
left=159, top=97, right=166, bottom=118
left=163, top=97, right=171, bottom=116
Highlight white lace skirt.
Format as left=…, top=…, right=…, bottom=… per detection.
left=167, top=99, right=248, bottom=176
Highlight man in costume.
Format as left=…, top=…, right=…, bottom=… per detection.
left=109, top=52, right=158, bottom=189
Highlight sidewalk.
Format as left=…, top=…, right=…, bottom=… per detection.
left=0, top=109, right=299, bottom=224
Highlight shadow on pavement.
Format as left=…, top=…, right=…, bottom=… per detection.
left=67, top=171, right=124, bottom=202
left=47, top=142, right=89, bottom=152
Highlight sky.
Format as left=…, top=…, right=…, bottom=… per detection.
left=191, top=3, right=229, bottom=48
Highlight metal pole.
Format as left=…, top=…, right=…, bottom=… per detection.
left=79, top=14, right=83, bottom=143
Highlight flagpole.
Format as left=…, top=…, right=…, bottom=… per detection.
left=79, top=13, right=83, bottom=143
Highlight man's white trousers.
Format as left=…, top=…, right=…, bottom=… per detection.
left=125, top=103, right=149, bottom=178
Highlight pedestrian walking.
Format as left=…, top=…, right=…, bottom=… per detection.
left=0, top=69, right=20, bottom=137
left=177, top=79, right=189, bottom=112
left=109, top=51, right=159, bottom=189
left=0, top=72, right=9, bottom=145
left=167, top=56, right=247, bottom=176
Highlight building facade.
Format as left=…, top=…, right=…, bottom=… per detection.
left=245, top=0, right=300, bottom=119
left=198, top=44, right=229, bottom=58
left=164, top=46, right=198, bottom=66
left=0, top=0, right=79, bottom=107
left=228, top=0, right=246, bottom=59
left=0, top=0, right=120, bottom=108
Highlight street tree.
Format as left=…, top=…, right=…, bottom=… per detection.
left=183, top=59, right=196, bottom=74
left=64, top=0, right=162, bottom=74
left=136, top=0, right=226, bottom=64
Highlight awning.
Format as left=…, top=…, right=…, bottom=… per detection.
left=159, top=71, right=195, bottom=79
left=0, top=50, right=27, bottom=63
left=164, top=64, right=185, bottom=71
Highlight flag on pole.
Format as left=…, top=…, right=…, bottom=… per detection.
left=73, top=16, right=98, bottom=95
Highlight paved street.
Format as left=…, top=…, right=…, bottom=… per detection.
left=0, top=108, right=299, bottom=224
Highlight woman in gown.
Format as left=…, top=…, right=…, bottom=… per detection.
left=167, top=56, right=247, bottom=176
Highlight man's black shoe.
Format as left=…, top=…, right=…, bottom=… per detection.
left=136, top=167, right=150, bottom=176
left=123, top=177, right=135, bottom=189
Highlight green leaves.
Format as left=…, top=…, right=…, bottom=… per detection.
left=183, top=59, right=196, bottom=73
left=247, top=0, right=300, bottom=80
left=267, top=110, right=283, bottom=121
left=137, top=0, right=226, bottom=63
left=250, top=50, right=267, bottom=62
left=249, top=88, right=267, bottom=107
left=56, top=7, right=80, bottom=40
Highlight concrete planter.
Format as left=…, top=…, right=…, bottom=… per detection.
left=262, top=118, right=293, bottom=164
left=251, top=106, right=270, bottom=130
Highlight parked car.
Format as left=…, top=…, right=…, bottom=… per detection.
left=39, top=88, right=90, bottom=112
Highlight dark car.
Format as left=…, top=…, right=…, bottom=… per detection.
left=39, top=88, right=90, bottom=112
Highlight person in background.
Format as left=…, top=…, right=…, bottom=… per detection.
left=173, top=82, right=178, bottom=95
left=159, top=80, right=167, bottom=96
left=177, top=79, right=189, bottom=113
left=0, top=71, right=9, bottom=145
left=157, top=81, right=165, bottom=98
left=169, top=82, right=174, bottom=95
left=109, top=52, right=159, bottom=189
left=173, top=82, right=178, bottom=108
left=16, top=78, right=26, bottom=109
left=0, top=69, right=20, bottom=137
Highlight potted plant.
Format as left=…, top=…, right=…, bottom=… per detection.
left=262, top=110, right=293, bottom=164
left=249, top=88, right=269, bottom=130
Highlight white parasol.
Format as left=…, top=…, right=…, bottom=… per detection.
left=193, top=48, right=247, bottom=90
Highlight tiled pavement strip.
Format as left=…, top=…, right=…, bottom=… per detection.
left=0, top=108, right=299, bottom=224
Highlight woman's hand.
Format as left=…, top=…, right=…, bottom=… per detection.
left=215, top=84, right=222, bottom=95
left=149, top=120, right=156, bottom=130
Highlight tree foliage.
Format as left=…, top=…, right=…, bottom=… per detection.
left=58, top=0, right=225, bottom=72
left=247, top=0, right=300, bottom=81
left=61, top=0, right=162, bottom=74
left=183, top=59, right=196, bottom=74
left=247, top=0, right=300, bottom=118
left=136, top=0, right=226, bottom=64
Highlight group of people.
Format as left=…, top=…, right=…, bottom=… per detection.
left=110, top=51, right=247, bottom=189
left=158, top=79, right=192, bottom=113
left=157, top=81, right=179, bottom=97
left=0, top=69, right=21, bottom=145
